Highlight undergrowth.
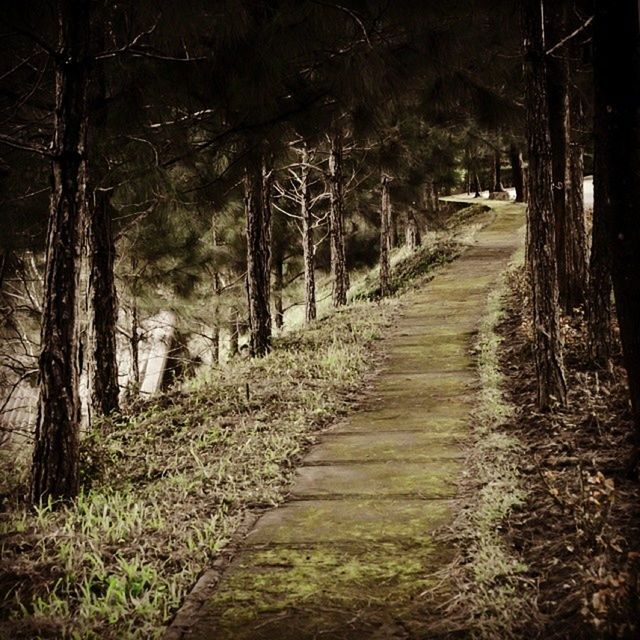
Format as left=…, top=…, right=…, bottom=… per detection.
left=0, top=202, right=490, bottom=640
left=435, top=253, right=536, bottom=638
left=0, top=302, right=394, bottom=640
left=352, top=203, right=491, bottom=301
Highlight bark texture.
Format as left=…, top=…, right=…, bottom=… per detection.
left=245, top=160, right=272, bottom=357
left=593, top=0, right=640, bottom=461
left=522, top=0, right=567, bottom=409
left=564, top=84, right=588, bottom=313
left=546, top=5, right=571, bottom=312
left=31, top=0, right=90, bottom=503
left=300, top=145, right=316, bottom=323
left=87, top=190, right=119, bottom=416
left=328, top=130, right=348, bottom=307
left=379, top=174, right=392, bottom=297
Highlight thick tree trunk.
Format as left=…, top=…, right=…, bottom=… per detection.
left=245, top=159, right=272, bottom=357
left=272, top=251, right=284, bottom=330
left=522, top=0, right=567, bottom=410
left=300, top=145, right=316, bottom=323
left=546, top=6, right=570, bottom=312
left=86, top=189, right=119, bottom=416
left=587, top=150, right=613, bottom=367
left=593, top=0, right=640, bottom=465
left=31, top=0, right=90, bottom=503
left=405, top=209, right=421, bottom=251
left=328, top=129, right=348, bottom=307
left=379, top=174, right=392, bottom=297
left=509, top=143, right=525, bottom=202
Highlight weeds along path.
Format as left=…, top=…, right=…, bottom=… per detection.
left=165, top=200, right=526, bottom=640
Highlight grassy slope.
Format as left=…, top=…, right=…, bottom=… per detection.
left=0, top=204, right=489, bottom=640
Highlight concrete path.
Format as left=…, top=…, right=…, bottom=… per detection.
left=166, top=201, right=525, bottom=640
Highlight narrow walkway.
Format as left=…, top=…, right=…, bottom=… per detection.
left=167, top=201, right=525, bottom=640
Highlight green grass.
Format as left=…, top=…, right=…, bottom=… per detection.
left=0, top=203, right=489, bottom=640
left=449, top=248, right=535, bottom=638
left=0, top=302, right=397, bottom=640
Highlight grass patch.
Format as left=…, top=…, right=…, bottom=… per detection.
left=0, top=302, right=395, bottom=640
left=351, top=203, right=491, bottom=301
left=0, top=202, right=490, bottom=639
left=437, top=251, right=536, bottom=638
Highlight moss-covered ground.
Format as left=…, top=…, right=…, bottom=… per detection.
left=168, top=200, right=525, bottom=639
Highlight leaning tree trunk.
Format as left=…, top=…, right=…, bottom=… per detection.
left=245, top=159, right=272, bottom=357
left=546, top=6, right=571, bottom=312
left=521, top=0, right=567, bottom=410
left=86, top=189, right=119, bottom=417
left=328, top=130, right=348, bottom=307
left=379, top=174, right=392, bottom=297
left=509, top=143, right=525, bottom=202
left=594, top=0, right=640, bottom=465
left=31, top=0, right=90, bottom=503
left=300, top=145, right=316, bottom=323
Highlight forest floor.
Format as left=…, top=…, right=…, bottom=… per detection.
left=162, top=201, right=525, bottom=639
left=490, top=270, right=640, bottom=638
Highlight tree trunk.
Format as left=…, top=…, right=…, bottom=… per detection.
left=212, top=272, right=221, bottom=365
left=587, top=150, right=612, bottom=367
left=509, top=143, right=525, bottom=202
left=328, top=129, right=348, bottom=307
left=564, top=80, right=588, bottom=313
left=379, top=173, right=392, bottom=297
left=31, top=0, right=90, bottom=503
left=228, top=306, right=239, bottom=358
left=86, top=189, right=119, bottom=417
left=300, top=145, right=316, bottom=323
left=129, top=301, right=140, bottom=387
left=492, top=147, right=505, bottom=192
left=473, top=171, right=482, bottom=198
left=84, top=13, right=118, bottom=420
left=521, top=0, right=567, bottom=410
left=546, top=6, right=571, bottom=312
left=245, top=159, right=272, bottom=357
left=593, top=0, right=640, bottom=466
left=211, top=221, right=221, bottom=365
left=405, top=209, right=421, bottom=251
left=273, top=251, right=284, bottom=329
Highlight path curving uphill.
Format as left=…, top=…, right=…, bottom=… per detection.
left=165, top=200, right=525, bottom=640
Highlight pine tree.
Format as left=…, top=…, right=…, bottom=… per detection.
left=31, top=0, right=91, bottom=502
left=593, top=0, right=640, bottom=467
left=521, top=0, right=567, bottom=409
